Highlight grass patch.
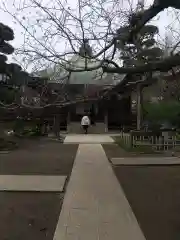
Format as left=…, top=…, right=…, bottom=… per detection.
left=113, top=136, right=160, bottom=154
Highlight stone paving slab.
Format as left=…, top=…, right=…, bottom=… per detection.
left=111, top=157, right=180, bottom=165
left=0, top=175, right=66, bottom=192
left=53, top=144, right=146, bottom=240
left=64, top=134, right=114, bottom=144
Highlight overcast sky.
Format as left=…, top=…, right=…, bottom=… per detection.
left=0, top=0, right=179, bottom=71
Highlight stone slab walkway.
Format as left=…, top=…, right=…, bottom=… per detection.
left=53, top=144, right=146, bottom=240
left=0, top=175, right=66, bottom=191
left=64, top=134, right=114, bottom=144
left=111, top=157, right=180, bottom=165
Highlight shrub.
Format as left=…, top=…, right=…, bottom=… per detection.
left=144, top=101, right=180, bottom=127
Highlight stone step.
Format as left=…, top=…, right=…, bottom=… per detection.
left=0, top=175, right=66, bottom=192
left=67, top=122, right=106, bottom=134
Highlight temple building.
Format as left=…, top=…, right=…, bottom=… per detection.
left=46, top=40, right=133, bottom=133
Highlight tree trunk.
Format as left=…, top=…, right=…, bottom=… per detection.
left=53, top=114, right=60, bottom=138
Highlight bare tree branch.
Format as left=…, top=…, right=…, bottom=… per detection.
left=104, top=54, right=180, bottom=74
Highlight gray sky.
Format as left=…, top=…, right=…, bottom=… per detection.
left=0, top=0, right=179, bottom=71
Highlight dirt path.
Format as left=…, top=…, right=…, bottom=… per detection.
left=103, top=143, right=180, bottom=240
left=114, top=165, right=180, bottom=240
left=0, top=141, right=78, bottom=175
left=0, top=140, right=78, bottom=240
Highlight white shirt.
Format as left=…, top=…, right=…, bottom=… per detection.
left=81, top=116, right=90, bottom=126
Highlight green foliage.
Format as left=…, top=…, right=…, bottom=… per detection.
left=0, top=86, right=17, bottom=104
left=117, top=13, right=162, bottom=68
left=0, top=23, right=14, bottom=41
left=13, top=119, right=46, bottom=138
left=0, top=41, right=14, bottom=54
left=0, top=138, right=18, bottom=151
left=0, top=23, right=14, bottom=55
left=144, top=101, right=180, bottom=125
left=113, top=137, right=131, bottom=151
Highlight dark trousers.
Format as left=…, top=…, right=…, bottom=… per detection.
left=82, top=125, right=88, bottom=134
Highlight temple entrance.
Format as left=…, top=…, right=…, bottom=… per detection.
left=107, top=96, right=131, bottom=130
left=67, top=101, right=106, bottom=133
left=70, top=102, right=99, bottom=122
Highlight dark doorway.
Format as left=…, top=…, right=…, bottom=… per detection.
left=107, top=96, right=131, bottom=130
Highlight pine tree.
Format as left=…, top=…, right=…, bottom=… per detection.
left=0, top=23, right=14, bottom=76
left=116, top=9, right=163, bottom=129
left=117, top=18, right=163, bottom=69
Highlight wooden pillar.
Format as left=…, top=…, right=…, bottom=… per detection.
left=53, top=113, right=60, bottom=138
left=104, top=110, right=108, bottom=133
left=67, top=109, right=71, bottom=133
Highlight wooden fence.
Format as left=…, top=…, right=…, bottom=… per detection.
left=119, top=130, right=179, bottom=151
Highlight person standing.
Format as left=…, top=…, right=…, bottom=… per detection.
left=81, top=115, right=90, bottom=134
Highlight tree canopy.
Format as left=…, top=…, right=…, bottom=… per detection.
left=0, top=0, right=180, bottom=75
left=0, top=0, right=180, bottom=111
